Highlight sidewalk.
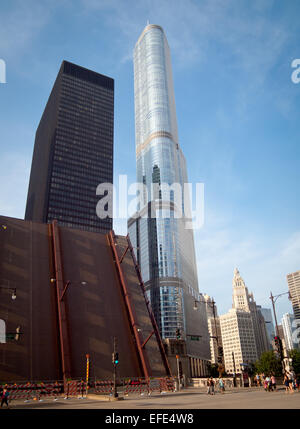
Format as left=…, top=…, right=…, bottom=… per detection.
left=4, top=384, right=299, bottom=409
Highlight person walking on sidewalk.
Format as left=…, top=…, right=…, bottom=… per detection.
left=206, top=378, right=211, bottom=395
left=264, top=377, right=269, bottom=391
left=255, top=374, right=260, bottom=387
left=287, top=371, right=294, bottom=393
left=266, top=376, right=272, bottom=392
left=284, top=372, right=291, bottom=394
left=209, top=377, right=215, bottom=395
left=271, top=374, right=276, bottom=391
left=290, top=370, right=297, bottom=391
left=1, top=388, right=9, bottom=408
left=218, top=377, right=225, bottom=394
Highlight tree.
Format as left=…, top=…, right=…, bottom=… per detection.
left=255, top=351, right=282, bottom=376
left=288, top=349, right=300, bottom=374
left=247, top=362, right=256, bottom=377
left=207, top=363, right=219, bottom=378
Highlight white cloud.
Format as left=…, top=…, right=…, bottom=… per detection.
left=194, top=208, right=299, bottom=321
left=80, top=0, right=289, bottom=74
left=79, top=0, right=293, bottom=123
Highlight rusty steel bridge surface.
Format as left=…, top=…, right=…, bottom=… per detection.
left=0, top=216, right=171, bottom=384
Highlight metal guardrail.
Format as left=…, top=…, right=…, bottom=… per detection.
left=0, top=376, right=176, bottom=401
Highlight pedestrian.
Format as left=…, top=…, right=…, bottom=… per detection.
left=263, top=377, right=269, bottom=392
left=271, top=374, right=276, bottom=391
left=210, top=377, right=215, bottom=395
left=232, top=372, right=237, bottom=387
left=266, top=376, right=272, bottom=392
left=268, top=376, right=273, bottom=392
left=287, top=371, right=294, bottom=393
left=255, top=374, right=260, bottom=387
left=218, top=377, right=225, bottom=394
left=284, top=372, right=290, bottom=394
left=1, top=388, right=9, bottom=408
left=290, top=370, right=297, bottom=391
left=206, top=378, right=211, bottom=395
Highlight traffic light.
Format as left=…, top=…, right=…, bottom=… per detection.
left=176, top=328, right=181, bottom=340
left=112, top=352, right=119, bottom=365
left=274, top=336, right=283, bottom=359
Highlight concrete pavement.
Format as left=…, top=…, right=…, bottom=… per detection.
left=3, top=386, right=300, bottom=409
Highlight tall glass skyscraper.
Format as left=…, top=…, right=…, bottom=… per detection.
left=128, top=24, right=210, bottom=363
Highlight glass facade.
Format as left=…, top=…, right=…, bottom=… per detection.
left=130, top=25, right=210, bottom=358
left=160, top=286, right=185, bottom=339
left=25, top=61, right=114, bottom=234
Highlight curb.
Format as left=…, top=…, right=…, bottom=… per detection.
left=87, top=394, right=124, bottom=401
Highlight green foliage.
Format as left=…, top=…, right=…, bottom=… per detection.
left=247, top=362, right=256, bottom=377
left=289, top=349, right=300, bottom=374
left=207, top=363, right=219, bottom=378
left=254, top=351, right=282, bottom=376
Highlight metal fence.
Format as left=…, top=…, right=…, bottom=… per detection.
left=0, top=376, right=176, bottom=402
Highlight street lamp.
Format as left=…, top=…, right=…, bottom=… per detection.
left=112, top=336, right=119, bottom=398
left=232, top=351, right=237, bottom=387
left=194, top=297, right=225, bottom=376
left=0, top=286, right=17, bottom=300
left=194, top=298, right=219, bottom=347
left=50, top=279, right=87, bottom=301
left=270, top=291, right=291, bottom=336
left=269, top=290, right=291, bottom=372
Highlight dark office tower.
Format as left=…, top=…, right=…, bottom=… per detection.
left=25, top=60, right=114, bottom=233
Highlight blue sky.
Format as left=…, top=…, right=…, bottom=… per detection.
left=0, top=0, right=299, bottom=323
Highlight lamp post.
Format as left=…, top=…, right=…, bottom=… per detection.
left=50, top=279, right=87, bottom=301
left=232, top=351, right=237, bottom=387
left=176, top=354, right=181, bottom=391
left=112, top=336, right=119, bottom=398
left=194, top=298, right=222, bottom=366
left=194, top=298, right=218, bottom=344
left=0, top=286, right=17, bottom=300
left=269, top=290, right=291, bottom=372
